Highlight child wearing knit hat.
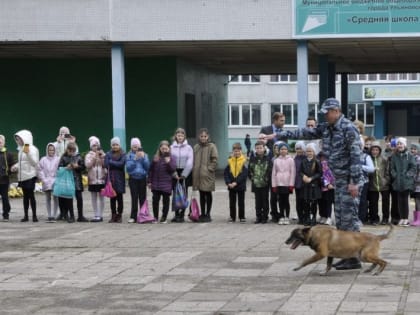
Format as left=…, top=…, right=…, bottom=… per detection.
left=85, top=136, right=106, bottom=222
left=390, top=137, right=416, bottom=226
left=126, top=137, right=150, bottom=223
left=104, top=136, right=126, bottom=223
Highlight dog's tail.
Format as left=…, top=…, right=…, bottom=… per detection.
left=378, top=223, right=393, bottom=241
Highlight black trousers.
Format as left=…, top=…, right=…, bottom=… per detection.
left=270, top=189, right=279, bottom=220
left=367, top=190, right=390, bottom=223
left=254, top=187, right=269, bottom=221
left=75, top=190, right=84, bottom=218
left=277, top=192, right=290, bottom=218
left=358, top=182, right=369, bottom=223
left=58, top=197, right=74, bottom=219
left=390, top=189, right=399, bottom=222
left=152, top=190, right=170, bottom=220
left=295, top=188, right=304, bottom=223
left=199, top=191, right=213, bottom=216
left=129, top=177, right=147, bottom=220
left=0, top=183, right=11, bottom=218
left=110, top=193, right=124, bottom=215
left=397, top=190, right=410, bottom=220
left=229, top=189, right=245, bottom=220
left=319, top=189, right=334, bottom=218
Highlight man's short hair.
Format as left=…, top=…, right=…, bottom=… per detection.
left=272, top=112, right=285, bottom=122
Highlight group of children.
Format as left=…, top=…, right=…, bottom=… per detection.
left=224, top=133, right=420, bottom=228
left=224, top=138, right=335, bottom=226
left=1, top=126, right=220, bottom=224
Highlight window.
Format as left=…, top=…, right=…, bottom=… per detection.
left=308, top=103, right=320, bottom=118
left=347, top=73, right=420, bottom=82
left=229, top=75, right=260, bottom=83
left=347, top=103, right=374, bottom=125
left=270, top=104, right=298, bottom=126
left=270, top=74, right=297, bottom=82
left=228, top=104, right=261, bottom=126
left=308, top=74, right=319, bottom=82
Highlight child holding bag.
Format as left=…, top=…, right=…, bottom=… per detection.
left=104, top=137, right=126, bottom=223
left=148, top=140, right=176, bottom=223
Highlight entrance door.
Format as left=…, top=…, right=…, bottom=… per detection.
left=387, top=108, right=407, bottom=136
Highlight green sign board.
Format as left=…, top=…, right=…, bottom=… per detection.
left=363, top=84, right=420, bottom=101
left=294, top=0, right=420, bottom=38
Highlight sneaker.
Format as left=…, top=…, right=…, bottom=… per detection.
left=239, top=218, right=246, bottom=223
left=21, top=217, right=29, bottom=222
left=2, top=218, right=9, bottom=222
left=278, top=218, right=285, bottom=225
left=283, top=217, right=290, bottom=225
left=77, top=216, right=89, bottom=223
left=67, top=217, right=75, bottom=223
left=32, top=216, right=38, bottom=222
left=160, top=217, right=167, bottom=224
left=90, top=217, right=103, bottom=223
left=400, top=219, right=410, bottom=227
left=380, top=219, right=389, bottom=225
left=228, top=218, right=235, bottom=223
left=128, top=218, right=135, bottom=223
left=398, top=219, right=404, bottom=226
left=319, top=217, right=326, bottom=224
left=325, top=217, right=332, bottom=226
left=46, top=217, right=56, bottom=223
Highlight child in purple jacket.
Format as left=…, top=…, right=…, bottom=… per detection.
left=148, top=140, right=176, bottom=223
left=318, top=151, right=335, bottom=225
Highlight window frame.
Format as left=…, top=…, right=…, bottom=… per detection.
left=228, top=103, right=262, bottom=127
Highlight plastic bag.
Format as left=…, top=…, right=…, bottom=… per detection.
left=101, top=181, right=117, bottom=198
left=53, top=167, right=75, bottom=199
left=173, top=181, right=189, bottom=211
left=188, top=197, right=200, bottom=222
left=137, top=201, right=156, bottom=223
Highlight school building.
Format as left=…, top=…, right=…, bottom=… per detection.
left=1, top=1, right=419, bottom=164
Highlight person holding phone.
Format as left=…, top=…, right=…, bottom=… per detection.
left=11, top=130, right=39, bottom=222
left=85, top=136, right=107, bottom=222
left=126, top=137, right=150, bottom=223
left=148, top=140, right=176, bottom=223
left=53, top=126, right=78, bottom=157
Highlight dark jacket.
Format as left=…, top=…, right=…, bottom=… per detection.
left=0, top=149, right=15, bottom=185
left=224, top=155, right=248, bottom=192
left=104, top=150, right=126, bottom=194
left=58, top=153, right=85, bottom=191
left=390, top=149, right=416, bottom=192
left=294, top=154, right=305, bottom=189
left=248, top=153, right=271, bottom=191
left=300, top=157, right=322, bottom=200
left=148, top=155, right=176, bottom=194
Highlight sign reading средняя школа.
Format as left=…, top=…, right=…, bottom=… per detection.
left=294, top=0, right=420, bottom=38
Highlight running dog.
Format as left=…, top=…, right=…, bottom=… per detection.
left=285, top=225, right=393, bottom=275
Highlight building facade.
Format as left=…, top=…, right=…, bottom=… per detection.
left=228, top=74, right=420, bottom=148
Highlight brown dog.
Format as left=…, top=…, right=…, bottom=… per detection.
left=285, top=225, right=393, bottom=275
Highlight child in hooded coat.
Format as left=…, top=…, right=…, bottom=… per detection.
left=37, top=143, right=60, bottom=222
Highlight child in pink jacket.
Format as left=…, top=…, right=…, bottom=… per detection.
left=37, top=143, right=60, bottom=222
left=271, top=142, right=295, bottom=225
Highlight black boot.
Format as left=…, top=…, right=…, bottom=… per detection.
left=171, top=210, right=180, bottom=222
left=21, top=209, right=29, bottom=222
left=178, top=209, right=185, bottom=222
left=32, top=208, right=38, bottom=222
left=108, top=213, right=117, bottom=223
left=335, top=258, right=362, bottom=270
left=77, top=209, right=88, bottom=222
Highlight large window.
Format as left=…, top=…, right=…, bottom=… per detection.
left=270, top=74, right=297, bottom=82
left=270, top=104, right=298, bottom=126
left=347, top=103, right=374, bottom=125
left=228, top=104, right=261, bottom=126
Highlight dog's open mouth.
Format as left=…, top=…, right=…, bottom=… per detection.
left=290, top=240, right=302, bottom=250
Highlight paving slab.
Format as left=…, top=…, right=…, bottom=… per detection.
left=0, top=176, right=418, bottom=314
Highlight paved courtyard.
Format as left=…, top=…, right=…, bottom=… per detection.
left=0, top=177, right=419, bottom=314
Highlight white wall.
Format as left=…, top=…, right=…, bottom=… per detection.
left=0, top=0, right=293, bottom=41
